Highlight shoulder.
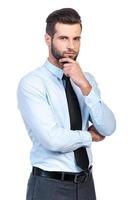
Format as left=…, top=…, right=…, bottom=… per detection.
left=17, top=64, right=48, bottom=94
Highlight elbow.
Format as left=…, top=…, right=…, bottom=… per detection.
left=102, top=117, right=116, bottom=136
left=32, top=124, right=67, bottom=152
left=107, top=115, right=116, bottom=136
left=44, top=139, right=65, bottom=152
left=40, top=131, right=65, bottom=152
left=105, top=123, right=116, bottom=136
left=102, top=110, right=117, bottom=136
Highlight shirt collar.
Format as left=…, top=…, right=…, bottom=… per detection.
left=45, top=59, right=64, bottom=80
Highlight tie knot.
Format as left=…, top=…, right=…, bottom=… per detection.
left=62, top=74, right=70, bottom=82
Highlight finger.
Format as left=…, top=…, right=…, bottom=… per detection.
left=94, top=134, right=105, bottom=142
left=63, top=66, right=71, bottom=71
left=98, top=136, right=105, bottom=141
left=63, top=63, right=73, bottom=68
left=59, top=57, right=75, bottom=63
left=88, top=125, right=98, bottom=132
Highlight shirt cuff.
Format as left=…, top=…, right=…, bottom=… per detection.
left=78, top=130, right=92, bottom=147
left=85, top=89, right=102, bottom=107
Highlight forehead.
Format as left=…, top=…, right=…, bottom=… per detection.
left=54, top=23, right=81, bottom=37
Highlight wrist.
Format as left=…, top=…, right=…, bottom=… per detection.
left=80, top=81, right=92, bottom=96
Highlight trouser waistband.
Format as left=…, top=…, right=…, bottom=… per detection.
left=32, top=166, right=92, bottom=183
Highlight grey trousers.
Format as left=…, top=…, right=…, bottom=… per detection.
left=26, top=171, right=96, bottom=200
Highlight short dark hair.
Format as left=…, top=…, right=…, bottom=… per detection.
left=46, top=8, right=82, bottom=37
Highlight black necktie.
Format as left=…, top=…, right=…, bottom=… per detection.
left=62, top=74, right=89, bottom=170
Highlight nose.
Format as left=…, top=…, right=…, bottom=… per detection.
left=67, top=40, right=75, bottom=50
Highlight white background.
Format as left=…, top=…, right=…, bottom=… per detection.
left=0, top=0, right=134, bottom=199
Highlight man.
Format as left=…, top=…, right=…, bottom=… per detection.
left=17, top=8, right=116, bottom=200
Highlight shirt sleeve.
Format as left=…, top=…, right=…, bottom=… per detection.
left=84, top=72, right=116, bottom=136
left=17, top=75, right=92, bottom=153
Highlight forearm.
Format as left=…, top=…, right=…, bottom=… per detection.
left=30, top=123, right=92, bottom=153
left=17, top=80, right=92, bottom=153
left=85, top=89, right=116, bottom=136
left=21, top=113, right=92, bottom=153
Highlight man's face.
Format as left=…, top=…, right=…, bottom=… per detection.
left=50, top=23, right=81, bottom=62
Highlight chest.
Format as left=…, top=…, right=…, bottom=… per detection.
left=44, top=78, right=87, bottom=128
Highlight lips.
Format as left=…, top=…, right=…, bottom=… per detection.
left=64, top=52, right=76, bottom=56
left=65, top=51, right=75, bottom=54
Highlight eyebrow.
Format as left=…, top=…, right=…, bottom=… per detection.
left=58, top=35, right=81, bottom=39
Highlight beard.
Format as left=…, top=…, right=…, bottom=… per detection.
left=51, top=42, right=78, bottom=61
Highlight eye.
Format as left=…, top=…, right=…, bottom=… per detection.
left=74, top=37, right=81, bottom=41
left=60, top=36, right=68, bottom=40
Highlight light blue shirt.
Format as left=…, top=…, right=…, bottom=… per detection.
left=17, top=59, right=116, bottom=172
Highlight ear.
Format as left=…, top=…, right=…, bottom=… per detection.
left=45, top=33, right=51, bottom=47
